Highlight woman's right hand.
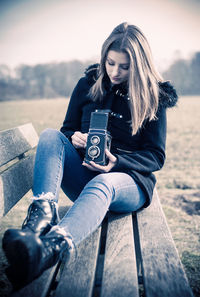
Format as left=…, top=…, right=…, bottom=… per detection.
left=71, top=131, right=88, bottom=149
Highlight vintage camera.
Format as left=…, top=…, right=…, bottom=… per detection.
left=84, top=109, right=112, bottom=165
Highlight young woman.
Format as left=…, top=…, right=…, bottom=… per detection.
left=2, top=22, right=178, bottom=290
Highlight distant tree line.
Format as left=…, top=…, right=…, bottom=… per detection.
left=0, top=52, right=199, bottom=101
left=162, top=52, right=200, bottom=95
left=0, top=60, right=93, bottom=101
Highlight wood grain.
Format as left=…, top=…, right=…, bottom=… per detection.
left=0, top=154, right=35, bottom=218
left=137, top=190, right=194, bottom=297
left=54, top=227, right=101, bottom=297
left=101, top=212, right=139, bottom=297
left=0, top=123, right=38, bottom=167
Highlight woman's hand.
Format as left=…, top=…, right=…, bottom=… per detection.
left=71, top=131, right=88, bottom=149
left=82, top=149, right=117, bottom=173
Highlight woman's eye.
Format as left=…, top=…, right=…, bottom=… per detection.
left=108, top=61, right=114, bottom=66
left=121, top=65, right=129, bottom=70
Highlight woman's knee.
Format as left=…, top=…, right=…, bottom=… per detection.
left=82, top=173, right=115, bottom=205
left=40, top=128, right=61, bottom=142
left=109, top=190, right=146, bottom=213
left=90, top=174, right=115, bottom=192
left=39, top=128, right=68, bottom=147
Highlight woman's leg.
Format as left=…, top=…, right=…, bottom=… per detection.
left=33, top=128, right=96, bottom=202
left=58, top=172, right=146, bottom=247
left=23, top=128, right=97, bottom=234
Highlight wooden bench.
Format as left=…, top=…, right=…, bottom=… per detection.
left=0, top=123, right=194, bottom=297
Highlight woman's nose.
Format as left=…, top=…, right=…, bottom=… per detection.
left=112, top=66, right=120, bottom=76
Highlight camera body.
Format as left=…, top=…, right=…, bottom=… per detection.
left=84, top=110, right=112, bottom=165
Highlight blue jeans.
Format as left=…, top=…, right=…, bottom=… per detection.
left=33, top=129, right=146, bottom=246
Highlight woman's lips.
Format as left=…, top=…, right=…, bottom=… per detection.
left=112, top=77, right=121, bottom=82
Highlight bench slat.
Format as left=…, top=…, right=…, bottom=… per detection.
left=54, top=227, right=101, bottom=297
left=137, top=190, right=194, bottom=297
left=0, top=155, right=35, bottom=218
left=0, top=123, right=38, bottom=167
left=101, top=213, right=139, bottom=297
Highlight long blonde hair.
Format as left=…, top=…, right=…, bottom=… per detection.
left=89, top=22, right=163, bottom=135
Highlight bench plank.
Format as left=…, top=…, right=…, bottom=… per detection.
left=101, top=213, right=139, bottom=297
left=0, top=123, right=38, bottom=167
left=137, top=190, right=194, bottom=297
left=54, top=227, right=101, bottom=297
left=0, top=155, right=35, bottom=218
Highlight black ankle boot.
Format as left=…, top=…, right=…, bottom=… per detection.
left=2, top=199, right=60, bottom=249
left=22, top=199, right=60, bottom=235
left=2, top=228, right=71, bottom=290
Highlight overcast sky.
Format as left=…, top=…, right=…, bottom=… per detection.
left=0, top=0, right=200, bottom=70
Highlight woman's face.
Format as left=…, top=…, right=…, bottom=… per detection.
left=105, top=50, right=130, bottom=85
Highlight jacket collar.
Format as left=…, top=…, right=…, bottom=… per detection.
left=158, top=81, right=178, bottom=108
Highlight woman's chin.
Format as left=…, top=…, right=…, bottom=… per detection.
left=110, top=79, right=122, bottom=85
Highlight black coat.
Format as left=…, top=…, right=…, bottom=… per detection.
left=60, top=64, right=178, bottom=207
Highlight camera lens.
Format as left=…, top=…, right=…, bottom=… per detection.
left=91, top=135, right=100, bottom=145
left=88, top=145, right=100, bottom=159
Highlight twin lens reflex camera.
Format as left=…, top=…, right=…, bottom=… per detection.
left=84, top=109, right=112, bottom=166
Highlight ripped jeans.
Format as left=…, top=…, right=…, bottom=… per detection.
left=33, top=129, right=146, bottom=246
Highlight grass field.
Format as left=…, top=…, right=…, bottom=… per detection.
left=0, top=96, right=199, bottom=296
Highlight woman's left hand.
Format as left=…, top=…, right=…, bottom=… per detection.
left=82, top=149, right=117, bottom=173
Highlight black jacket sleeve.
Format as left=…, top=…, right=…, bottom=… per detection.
left=113, top=106, right=166, bottom=174
left=60, top=78, right=87, bottom=139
